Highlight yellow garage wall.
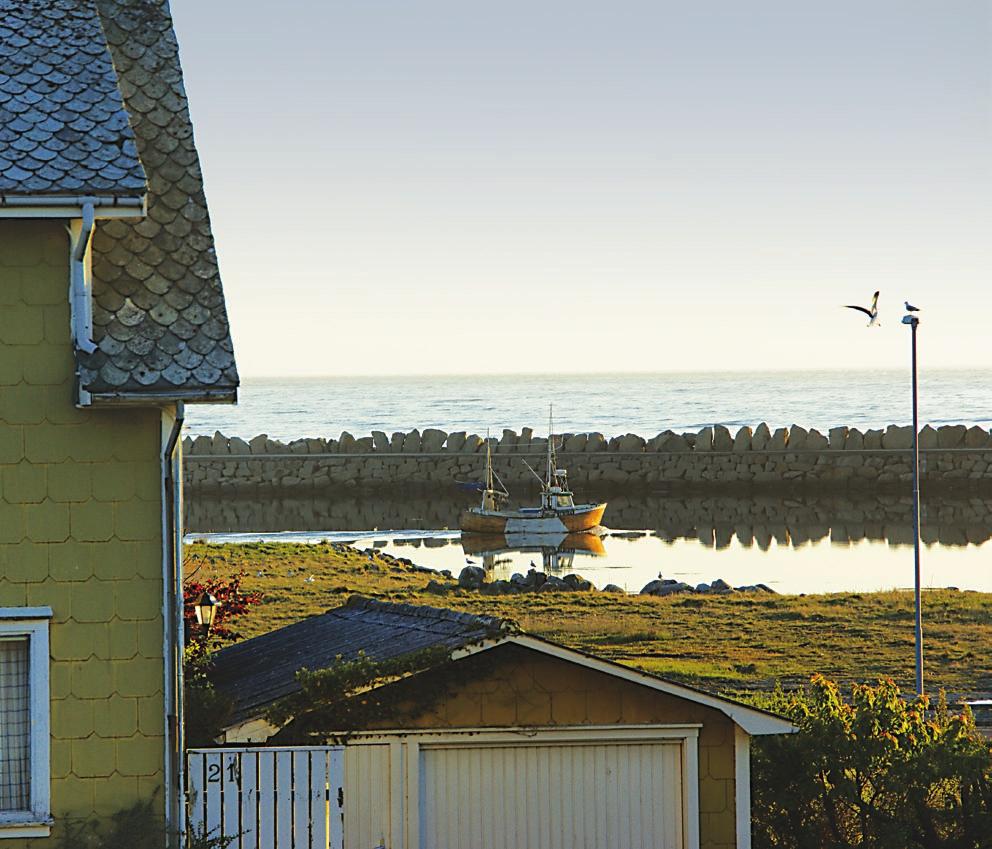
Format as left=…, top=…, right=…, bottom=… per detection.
left=0, top=221, right=165, bottom=841
left=375, top=643, right=740, bottom=849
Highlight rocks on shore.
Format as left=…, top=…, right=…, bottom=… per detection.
left=639, top=575, right=776, bottom=597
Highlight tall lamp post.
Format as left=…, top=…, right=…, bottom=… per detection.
left=901, top=311, right=923, bottom=696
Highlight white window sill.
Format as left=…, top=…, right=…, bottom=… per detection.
left=0, top=816, right=53, bottom=838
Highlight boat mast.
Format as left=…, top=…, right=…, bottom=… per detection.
left=546, top=405, right=555, bottom=490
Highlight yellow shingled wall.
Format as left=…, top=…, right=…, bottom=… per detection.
left=0, top=221, right=165, bottom=840
left=380, top=643, right=741, bottom=849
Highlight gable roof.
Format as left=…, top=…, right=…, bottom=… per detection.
left=0, top=0, right=145, bottom=200
left=77, top=0, right=238, bottom=402
left=212, top=597, right=513, bottom=725
left=211, top=597, right=795, bottom=736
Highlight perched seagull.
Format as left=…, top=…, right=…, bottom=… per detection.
left=304, top=575, right=315, bottom=584
left=465, top=557, right=476, bottom=565
left=844, top=290, right=880, bottom=327
left=905, top=301, right=920, bottom=312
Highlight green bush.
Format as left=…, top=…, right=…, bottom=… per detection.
left=752, top=676, right=992, bottom=848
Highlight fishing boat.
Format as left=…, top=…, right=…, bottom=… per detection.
left=459, top=411, right=607, bottom=534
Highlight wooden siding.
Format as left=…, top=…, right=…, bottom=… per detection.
left=369, top=643, right=741, bottom=849
left=0, top=221, right=166, bottom=842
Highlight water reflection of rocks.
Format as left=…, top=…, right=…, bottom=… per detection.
left=187, top=491, right=992, bottom=548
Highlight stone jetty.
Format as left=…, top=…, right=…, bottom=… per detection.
left=183, top=423, right=992, bottom=492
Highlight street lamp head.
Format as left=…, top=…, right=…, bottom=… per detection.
left=901, top=315, right=919, bottom=326
left=194, top=592, right=220, bottom=631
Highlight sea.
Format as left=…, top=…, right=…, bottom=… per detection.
left=185, top=369, right=992, bottom=442
left=185, top=369, right=992, bottom=596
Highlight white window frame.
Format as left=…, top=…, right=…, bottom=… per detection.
left=0, top=608, right=52, bottom=839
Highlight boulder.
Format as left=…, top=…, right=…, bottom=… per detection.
left=881, top=425, right=913, bottom=450
left=585, top=432, right=607, bottom=452
left=524, top=569, right=547, bottom=588
left=712, top=425, right=733, bottom=451
left=751, top=423, right=771, bottom=451
left=446, top=431, right=467, bottom=452
left=210, top=431, right=229, bottom=454
left=695, top=583, right=711, bottom=593
left=457, top=565, right=486, bottom=590
left=228, top=436, right=250, bottom=455
left=425, top=580, right=448, bottom=595
left=937, top=424, right=966, bottom=449
left=191, top=435, right=212, bottom=455
left=660, top=432, right=690, bottom=452
left=828, top=426, right=848, bottom=450
left=390, top=432, right=405, bottom=452
left=249, top=434, right=269, bottom=455
left=806, top=428, right=828, bottom=450
left=563, top=433, right=588, bottom=452
left=863, top=429, right=883, bottom=449
left=372, top=430, right=390, bottom=451
left=520, top=427, right=534, bottom=442
left=788, top=425, right=808, bottom=451
left=918, top=425, right=938, bottom=449
left=732, top=427, right=752, bottom=452
left=845, top=428, right=864, bottom=450
left=422, top=428, right=447, bottom=452
left=601, top=584, right=625, bottom=594
left=339, top=431, right=357, bottom=453
left=306, top=438, right=327, bottom=453
left=562, top=574, right=592, bottom=591
left=499, top=429, right=517, bottom=449
left=640, top=580, right=692, bottom=596
left=354, top=436, right=374, bottom=452
left=462, top=434, right=484, bottom=454
left=695, top=427, right=713, bottom=452
left=402, top=429, right=422, bottom=453
left=537, top=576, right=567, bottom=593
left=768, top=427, right=788, bottom=450
left=964, top=425, right=989, bottom=448
left=617, top=433, right=646, bottom=452
left=288, top=438, right=309, bottom=455
left=711, top=578, right=731, bottom=591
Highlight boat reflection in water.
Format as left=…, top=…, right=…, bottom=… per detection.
left=460, top=530, right=606, bottom=577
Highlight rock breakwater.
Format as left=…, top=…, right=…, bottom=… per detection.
left=184, top=423, right=992, bottom=493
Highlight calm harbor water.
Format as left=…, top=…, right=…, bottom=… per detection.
left=186, top=493, right=992, bottom=595
left=185, top=370, right=992, bottom=442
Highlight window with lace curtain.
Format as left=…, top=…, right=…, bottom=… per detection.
left=0, top=639, right=30, bottom=813
left=0, top=611, right=50, bottom=839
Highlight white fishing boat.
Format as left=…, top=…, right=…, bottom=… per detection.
left=459, top=409, right=607, bottom=535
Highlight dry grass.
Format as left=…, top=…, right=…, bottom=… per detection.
left=186, top=541, right=992, bottom=699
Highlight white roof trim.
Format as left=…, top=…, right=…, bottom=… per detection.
left=456, top=634, right=796, bottom=736
left=0, top=195, right=145, bottom=219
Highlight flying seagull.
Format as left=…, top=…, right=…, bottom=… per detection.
left=845, top=290, right=880, bottom=327
left=905, top=301, right=920, bottom=312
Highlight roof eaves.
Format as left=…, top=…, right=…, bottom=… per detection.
left=0, top=195, right=146, bottom=218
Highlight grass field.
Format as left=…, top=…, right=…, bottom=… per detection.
left=186, top=541, right=992, bottom=700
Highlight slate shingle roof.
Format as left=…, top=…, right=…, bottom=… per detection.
left=0, top=0, right=145, bottom=197
left=211, top=597, right=513, bottom=725
left=77, top=0, right=238, bottom=401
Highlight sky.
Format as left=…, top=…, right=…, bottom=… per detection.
left=171, top=1, right=991, bottom=377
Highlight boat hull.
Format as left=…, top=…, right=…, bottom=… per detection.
left=459, top=503, right=607, bottom=535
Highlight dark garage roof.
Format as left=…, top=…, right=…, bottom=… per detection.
left=211, top=597, right=512, bottom=725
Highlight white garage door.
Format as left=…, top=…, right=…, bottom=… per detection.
left=419, top=740, right=684, bottom=849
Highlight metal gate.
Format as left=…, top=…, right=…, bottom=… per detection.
left=187, top=747, right=344, bottom=849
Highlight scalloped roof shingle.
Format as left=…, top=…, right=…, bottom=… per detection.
left=0, top=0, right=145, bottom=197
left=78, top=0, right=238, bottom=401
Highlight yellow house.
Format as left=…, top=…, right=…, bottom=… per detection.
left=0, top=0, right=236, bottom=843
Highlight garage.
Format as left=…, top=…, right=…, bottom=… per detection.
left=344, top=726, right=694, bottom=849
left=213, top=597, right=796, bottom=848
